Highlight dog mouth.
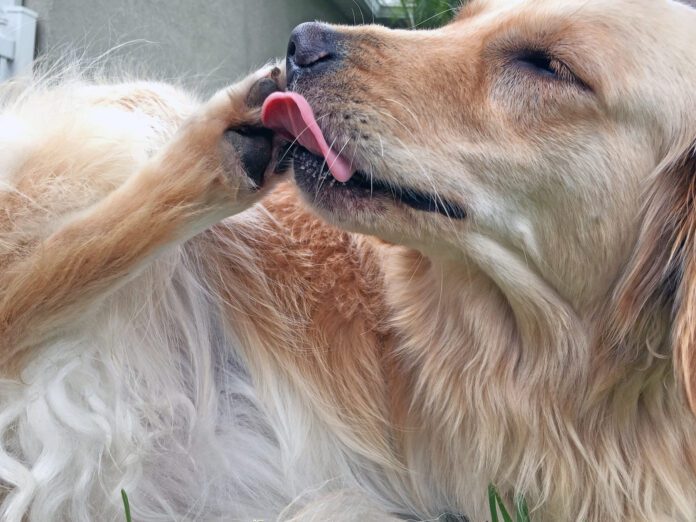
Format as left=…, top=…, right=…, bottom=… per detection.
left=290, top=147, right=466, bottom=218
left=262, top=92, right=466, bottom=220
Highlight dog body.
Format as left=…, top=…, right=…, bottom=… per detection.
left=2, top=0, right=696, bottom=520
left=0, top=70, right=401, bottom=521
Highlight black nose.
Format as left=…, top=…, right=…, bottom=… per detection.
left=286, top=22, right=339, bottom=86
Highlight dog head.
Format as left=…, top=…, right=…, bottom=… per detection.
left=263, top=0, right=696, bottom=403
left=270, top=0, right=696, bottom=300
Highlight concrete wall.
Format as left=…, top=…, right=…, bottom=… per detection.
left=22, top=0, right=349, bottom=93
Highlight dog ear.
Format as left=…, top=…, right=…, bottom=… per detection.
left=609, top=142, right=696, bottom=413
left=670, top=145, right=696, bottom=413
left=670, top=3, right=696, bottom=413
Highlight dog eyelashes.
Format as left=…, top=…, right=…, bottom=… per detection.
left=514, top=49, right=590, bottom=91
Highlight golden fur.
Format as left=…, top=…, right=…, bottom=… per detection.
left=2, top=0, right=696, bottom=520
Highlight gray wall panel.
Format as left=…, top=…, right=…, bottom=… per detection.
left=23, top=0, right=348, bottom=93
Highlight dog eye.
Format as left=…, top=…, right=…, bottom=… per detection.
left=515, top=50, right=584, bottom=87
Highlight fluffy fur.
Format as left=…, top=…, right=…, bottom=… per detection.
left=1, top=0, right=696, bottom=521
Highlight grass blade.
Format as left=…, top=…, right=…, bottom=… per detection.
left=488, top=484, right=499, bottom=522
left=121, top=489, right=132, bottom=522
left=488, top=484, right=513, bottom=522
left=515, top=494, right=531, bottom=522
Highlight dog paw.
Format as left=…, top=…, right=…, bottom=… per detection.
left=154, top=64, right=289, bottom=217
left=206, top=65, right=288, bottom=189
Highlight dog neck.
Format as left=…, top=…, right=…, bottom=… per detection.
left=381, top=244, right=695, bottom=519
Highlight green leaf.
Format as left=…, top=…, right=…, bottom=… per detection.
left=121, top=489, right=132, bottom=522
left=488, top=484, right=513, bottom=522
left=488, top=484, right=499, bottom=522
left=515, top=494, right=531, bottom=522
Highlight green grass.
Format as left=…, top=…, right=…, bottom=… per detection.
left=391, top=0, right=463, bottom=29
left=121, top=489, right=132, bottom=522
left=488, top=484, right=532, bottom=522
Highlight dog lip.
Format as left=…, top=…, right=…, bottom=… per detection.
left=292, top=146, right=467, bottom=220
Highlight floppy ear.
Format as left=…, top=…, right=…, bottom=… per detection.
left=671, top=0, right=696, bottom=414
left=608, top=142, right=696, bottom=412
left=670, top=146, right=696, bottom=413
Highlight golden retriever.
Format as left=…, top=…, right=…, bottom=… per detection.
left=1, top=0, right=696, bottom=520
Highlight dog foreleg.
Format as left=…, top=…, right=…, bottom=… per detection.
left=0, top=66, right=284, bottom=373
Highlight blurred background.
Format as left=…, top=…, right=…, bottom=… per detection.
left=1, top=0, right=459, bottom=93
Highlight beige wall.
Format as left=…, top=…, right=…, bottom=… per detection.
left=23, top=0, right=349, bottom=93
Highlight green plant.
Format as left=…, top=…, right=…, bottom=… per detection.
left=121, top=489, right=132, bottom=522
left=488, top=484, right=532, bottom=522
left=398, top=0, right=462, bottom=28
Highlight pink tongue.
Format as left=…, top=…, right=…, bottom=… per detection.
left=262, top=92, right=354, bottom=183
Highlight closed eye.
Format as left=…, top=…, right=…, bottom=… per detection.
left=514, top=50, right=590, bottom=90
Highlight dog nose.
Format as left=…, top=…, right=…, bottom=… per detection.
left=286, top=22, right=339, bottom=85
